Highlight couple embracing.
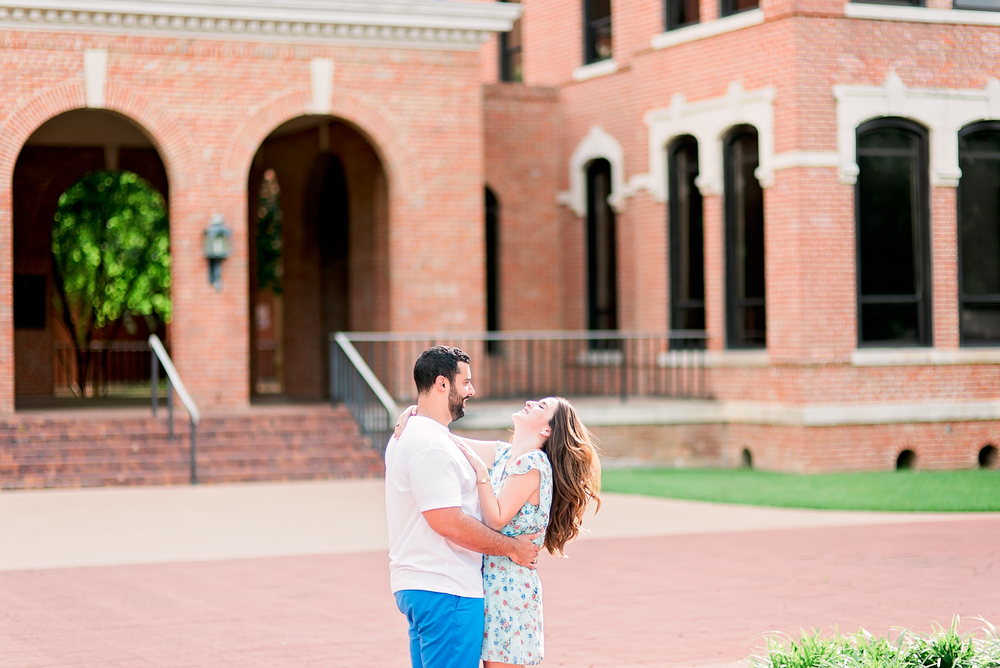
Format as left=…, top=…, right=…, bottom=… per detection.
left=385, top=345, right=602, bottom=668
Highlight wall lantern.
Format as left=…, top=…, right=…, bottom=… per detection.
left=203, top=214, right=233, bottom=291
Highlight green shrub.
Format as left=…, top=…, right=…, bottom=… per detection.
left=750, top=619, right=1000, bottom=668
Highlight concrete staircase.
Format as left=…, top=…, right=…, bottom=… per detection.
left=0, top=404, right=384, bottom=490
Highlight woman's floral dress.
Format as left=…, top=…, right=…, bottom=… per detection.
left=481, top=443, right=553, bottom=665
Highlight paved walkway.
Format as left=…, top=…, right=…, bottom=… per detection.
left=1, top=481, right=997, bottom=667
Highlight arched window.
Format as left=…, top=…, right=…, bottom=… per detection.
left=587, top=158, right=618, bottom=334
left=584, top=0, right=612, bottom=64
left=856, top=118, right=931, bottom=346
left=958, top=122, right=1000, bottom=345
left=724, top=126, right=766, bottom=349
left=668, top=136, right=705, bottom=342
left=485, top=187, right=500, bottom=351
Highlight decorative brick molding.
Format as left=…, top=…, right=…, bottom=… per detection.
left=558, top=125, right=627, bottom=216
left=642, top=81, right=776, bottom=200
left=834, top=73, right=1000, bottom=187
left=0, top=0, right=521, bottom=50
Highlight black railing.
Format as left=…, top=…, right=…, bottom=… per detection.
left=330, top=333, right=398, bottom=453
left=54, top=340, right=163, bottom=398
left=341, top=331, right=709, bottom=405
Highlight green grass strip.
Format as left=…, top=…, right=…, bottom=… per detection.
left=601, top=468, right=1000, bottom=511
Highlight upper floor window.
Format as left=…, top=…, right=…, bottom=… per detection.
left=958, top=122, right=1000, bottom=346
left=724, top=126, right=766, bottom=349
left=584, top=0, right=613, bottom=64
left=665, top=0, right=700, bottom=30
left=499, top=0, right=523, bottom=82
left=721, top=0, right=759, bottom=17
left=855, top=118, right=931, bottom=347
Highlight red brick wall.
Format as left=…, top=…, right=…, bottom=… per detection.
left=0, top=30, right=489, bottom=412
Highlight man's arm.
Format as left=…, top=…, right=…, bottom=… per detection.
left=423, top=507, right=540, bottom=568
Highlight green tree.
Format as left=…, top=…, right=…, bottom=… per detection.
left=256, top=168, right=283, bottom=293
left=51, top=170, right=171, bottom=394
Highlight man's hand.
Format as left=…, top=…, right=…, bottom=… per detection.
left=508, top=531, right=542, bottom=569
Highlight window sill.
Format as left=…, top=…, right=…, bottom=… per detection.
left=704, top=349, right=770, bottom=367
left=844, top=3, right=1000, bottom=25
left=852, top=347, right=1000, bottom=366
left=651, top=8, right=764, bottom=50
left=572, top=58, right=618, bottom=82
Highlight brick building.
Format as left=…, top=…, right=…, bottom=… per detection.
left=3, top=0, right=1000, bottom=474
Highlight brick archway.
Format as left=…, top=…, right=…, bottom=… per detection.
left=0, top=81, right=200, bottom=414
left=221, top=86, right=413, bottom=197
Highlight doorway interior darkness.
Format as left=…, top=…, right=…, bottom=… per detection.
left=249, top=117, right=388, bottom=401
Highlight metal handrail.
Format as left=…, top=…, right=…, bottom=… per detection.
left=331, top=333, right=398, bottom=452
left=343, top=330, right=708, bottom=342
left=149, top=334, right=201, bottom=484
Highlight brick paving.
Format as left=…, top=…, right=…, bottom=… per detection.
left=1, top=517, right=997, bottom=668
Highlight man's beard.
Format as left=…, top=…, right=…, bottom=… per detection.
left=448, top=385, right=467, bottom=422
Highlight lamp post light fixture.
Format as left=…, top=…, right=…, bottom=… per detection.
left=203, top=214, right=233, bottom=291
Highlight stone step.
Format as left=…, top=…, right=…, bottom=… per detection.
left=0, top=404, right=383, bottom=489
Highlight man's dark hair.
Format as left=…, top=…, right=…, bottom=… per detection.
left=413, top=345, right=472, bottom=395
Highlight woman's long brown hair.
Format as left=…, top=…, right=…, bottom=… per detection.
left=541, top=397, right=601, bottom=556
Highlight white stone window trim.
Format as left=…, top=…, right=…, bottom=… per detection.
left=852, top=347, right=1000, bottom=366
left=650, top=8, right=763, bottom=51
left=572, top=59, right=619, bottom=82
left=558, top=125, right=627, bottom=216
left=657, top=349, right=770, bottom=368
left=834, top=73, right=1000, bottom=187
left=845, top=2, right=1000, bottom=27
left=642, top=81, right=775, bottom=201
left=772, top=151, right=839, bottom=171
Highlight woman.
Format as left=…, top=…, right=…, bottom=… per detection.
left=395, top=396, right=601, bottom=667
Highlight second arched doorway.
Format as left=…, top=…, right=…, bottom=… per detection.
left=248, top=117, right=389, bottom=401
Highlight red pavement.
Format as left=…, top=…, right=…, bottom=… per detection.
left=1, top=518, right=997, bottom=667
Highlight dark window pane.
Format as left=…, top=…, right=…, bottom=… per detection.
left=961, top=305, right=1000, bottom=344
left=959, top=126, right=1000, bottom=345
left=954, top=0, right=1000, bottom=10
left=852, top=0, right=923, bottom=6
left=587, top=159, right=618, bottom=333
left=725, top=128, right=766, bottom=349
left=861, top=302, right=920, bottom=344
left=666, top=0, right=700, bottom=29
left=857, top=152, right=917, bottom=296
left=669, top=137, right=705, bottom=340
left=721, top=0, right=759, bottom=16
left=855, top=119, right=930, bottom=347
left=585, top=0, right=613, bottom=63
left=14, top=275, right=46, bottom=329
left=500, top=2, right=523, bottom=83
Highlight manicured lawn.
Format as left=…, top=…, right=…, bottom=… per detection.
left=601, top=468, right=1000, bottom=511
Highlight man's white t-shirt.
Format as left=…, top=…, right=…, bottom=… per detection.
left=384, top=415, right=485, bottom=598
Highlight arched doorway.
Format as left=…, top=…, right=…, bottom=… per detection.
left=12, top=109, right=170, bottom=405
left=248, top=117, right=389, bottom=401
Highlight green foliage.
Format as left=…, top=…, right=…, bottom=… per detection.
left=750, top=619, right=1000, bottom=668
left=601, top=469, right=1000, bottom=512
left=255, top=169, right=283, bottom=293
left=51, top=170, right=171, bottom=389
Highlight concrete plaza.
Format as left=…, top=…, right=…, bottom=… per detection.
left=1, top=480, right=998, bottom=667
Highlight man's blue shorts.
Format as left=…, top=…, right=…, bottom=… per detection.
left=394, top=589, right=484, bottom=668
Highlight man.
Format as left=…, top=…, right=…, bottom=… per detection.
left=385, top=345, right=540, bottom=668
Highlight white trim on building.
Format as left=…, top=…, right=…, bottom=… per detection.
left=834, top=73, right=1000, bottom=187
left=559, top=125, right=628, bottom=216
left=0, top=0, right=522, bottom=49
